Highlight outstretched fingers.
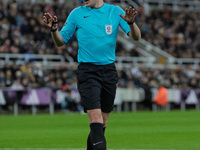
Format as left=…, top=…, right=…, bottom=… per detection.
left=43, top=12, right=54, bottom=27
left=43, top=16, right=48, bottom=24
left=129, top=6, right=133, bottom=14
left=52, top=15, right=58, bottom=22
left=44, top=12, right=52, bottom=19
left=119, top=13, right=125, bottom=20
left=133, top=10, right=138, bottom=17
left=125, top=8, right=129, bottom=15
left=129, top=6, right=138, bottom=17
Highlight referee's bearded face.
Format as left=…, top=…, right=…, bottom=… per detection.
left=84, top=0, right=98, bottom=8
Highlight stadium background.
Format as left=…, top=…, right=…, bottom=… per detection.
left=0, top=0, right=200, bottom=149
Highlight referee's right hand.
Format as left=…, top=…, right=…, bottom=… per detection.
left=43, top=12, right=58, bottom=30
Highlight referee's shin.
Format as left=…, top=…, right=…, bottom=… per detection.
left=87, top=126, right=106, bottom=150
left=90, top=123, right=106, bottom=150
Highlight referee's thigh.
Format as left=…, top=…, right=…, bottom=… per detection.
left=101, top=64, right=118, bottom=113
left=77, top=63, right=102, bottom=111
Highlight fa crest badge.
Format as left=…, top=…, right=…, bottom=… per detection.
left=105, top=25, right=112, bottom=35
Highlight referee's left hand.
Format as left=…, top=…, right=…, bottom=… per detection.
left=119, top=6, right=138, bottom=24
left=43, top=12, right=58, bottom=30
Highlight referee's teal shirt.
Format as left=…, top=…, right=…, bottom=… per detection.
left=60, top=3, right=130, bottom=65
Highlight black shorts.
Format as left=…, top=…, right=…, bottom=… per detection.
left=77, top=63, right=119, bottom=113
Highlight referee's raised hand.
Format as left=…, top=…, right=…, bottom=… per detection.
left=119, top=6, right=138, bottom=25
left=43, top=12, right=58, bottom=31
left=43, top=12, right=64, bottom=46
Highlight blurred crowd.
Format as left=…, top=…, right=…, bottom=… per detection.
left=0, top=0, right=139, bottom=61
left=1, top=62, right=200, bottom=90
left=0, top=61, right=77, bottom=89
left=1, top=1, right=200, bottom=89
left=0, top=0, right=199, bottom=58
left=0, top=0, right=80, bottom=61
left=1, top=61, right=200, bottom=112
left=137, top=6, right=200, bottom=58
left=0, top=61, right=82, bottom=112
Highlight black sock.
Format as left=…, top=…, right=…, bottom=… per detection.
left=87, top=133, right=93, bottom=150
left=103, top=127, right=106, bottom=134
left=87, top=126, right=106, bottom=150
left=89, top=123, right=106, bottom=150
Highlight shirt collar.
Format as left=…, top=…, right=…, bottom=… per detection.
left=86, top=3, right=106, bottom=12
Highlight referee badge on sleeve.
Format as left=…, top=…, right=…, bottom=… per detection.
left=105, top=25, right=112, bottom=35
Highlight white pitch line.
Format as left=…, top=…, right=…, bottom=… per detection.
left=0, top=148, right=176, bottom=150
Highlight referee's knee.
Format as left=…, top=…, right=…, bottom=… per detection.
left=87, top=109, right=103, bottom=124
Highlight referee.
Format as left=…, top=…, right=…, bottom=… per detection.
left=43, top=0, right=141, bottom=149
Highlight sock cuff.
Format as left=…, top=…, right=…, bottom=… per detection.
left=90, top=123, right=103, bottom=128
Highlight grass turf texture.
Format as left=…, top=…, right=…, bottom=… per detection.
left=0, top=110, right=200, bottom=150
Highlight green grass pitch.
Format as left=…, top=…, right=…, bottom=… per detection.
left=0, top=110, right=200, bottom=150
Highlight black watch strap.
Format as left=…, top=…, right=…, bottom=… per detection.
left=50, top=21, right=58, bottom=31
left=51, top=28, right=57, bottom=32
left=127, top=21, right=135, bottom=25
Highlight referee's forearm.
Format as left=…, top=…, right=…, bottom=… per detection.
left=51, top=31, right=65, bottom=47
left=129, top=23, right=141, bottom=41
